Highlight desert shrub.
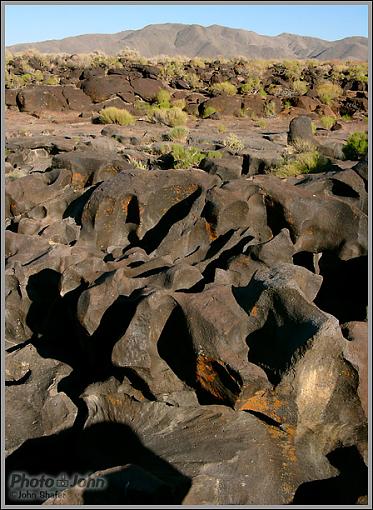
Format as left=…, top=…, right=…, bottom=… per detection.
left=273, top=149, right=331, bottom=177
left=283, top=60, right=302, bottom=81
left=170, top=144, right=205, bottom=169
left=154, top=89, right=171, bottom=109
left=159, top=60, right=185, bottom=82
left=316, top=82, right=343, bottom=105
left=171, top=98, right=186, bottom=110
left=151, top=107, right=188, bottom=127
left=240, top=77, right=261, bottom=94
left=346, top=63, right=368, bottom=84
left=222, top=133, right=245, bottom=153
left=311, top=121, right=317, bottom=135
left=319, top=115, right=336, bottom=130
left=21, top=73, right=33, bottom=84
left=290, top=138, right=317, bottom=154
left=97, top=107, right=135, bottom=126
left=342, top=131, right=368, bottom=160
left=292, top=79, right=308, bottom=96
left=190, top=57, right=206, bottom=68
left=217, top=124, right=227, bottom=133
left=127, top=155, right=148, bottom=170
left=201, top=106, right=217, bottom=119
left=206, top=150, right=223, bottom=159
left=210, top=81, right=237, bottom=96
left=341, top=113, right=352, bottom=122
left=264, top=100, right=276, bottom=117
left=184, top=72, right=202, bottom=88
left=258, top=87, right=267, bottom=97
left=45, top=75, right=60, bottom=86
left=283, top=100, right=292, bottom=109
left=33, top=70, right=44, bottom=82
left=165, top=126, right=189, bottom=142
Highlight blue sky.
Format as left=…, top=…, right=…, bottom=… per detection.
left=5, top=4, right=369, bottom=46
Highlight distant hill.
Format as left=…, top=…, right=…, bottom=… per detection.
left=7, top=23, right=368, bottom=61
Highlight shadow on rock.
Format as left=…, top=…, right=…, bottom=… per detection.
left=292, top=445, right=368, bottom=504
left=6, top=421, right=191, bottom=505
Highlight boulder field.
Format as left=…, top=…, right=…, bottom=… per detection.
left=4, top=103, right=368, bottom=505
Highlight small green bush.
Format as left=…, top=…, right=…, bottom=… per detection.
left=165, top=126, right=189, bottom=142
left=264, top=100, right=276, bottom=118
left=154, top=89, right=171, bottom=109
left=292, top=80, right=308, bottom=96
left=319, top=115, right=336, bottom=130
left=240, top=77, right=261, bottom=95
left=222, top=133, right=245, bottom=153
left=342, top=131, right=368, bottom=160
left=201, top=106, right=217, bottom=119
left=151, top=107, right=188, bottom=127
left=316, top=82, right=342, bottom=105
left=45, top=75, right=60, bottom=86
left=170, top=144, right=205, bottom=169
left=210, top=81, right=237, bottom=96
left=273, top=149, right=331, bottom=177
left=98, top=107, right=135, bottom=126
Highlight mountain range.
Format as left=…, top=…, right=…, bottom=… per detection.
left=7, top=23, right=368, bottom=60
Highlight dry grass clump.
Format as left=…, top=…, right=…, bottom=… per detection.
left=291, top=79, right=308, bottom=96
left=222, top=133, right=245, bottom=153
left=210, top=81, right=237, bottom=96
left=164, top=126, right=189, bottom=142
left=315, top=82, right=343, bottom=105
left=273, top=148, right=330, bottom=177
left=97, top=107, right=135, bottom=126
left=151, top=107, right=188, bottom=127
left=319, top=115, right=336, bottom=130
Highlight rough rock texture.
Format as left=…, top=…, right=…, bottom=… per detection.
left=5, top=112, right=368, bottom=505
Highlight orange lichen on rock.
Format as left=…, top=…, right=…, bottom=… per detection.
left=204, top=220, right=218, bottom=241
left=72, top=171, right=86, bottom=189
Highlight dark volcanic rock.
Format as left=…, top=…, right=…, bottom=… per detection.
left=17, top=86, right=68, bottom=112
left=5, top=100, right=368, bottom=507
left=287, top=115, right=315, bottom=145
left=81, top=75, right=135, bottom=103
left=130, top=77, right=164, bottom=101
left=200, top=95, right=242, bottom=117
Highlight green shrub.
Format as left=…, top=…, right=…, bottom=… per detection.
left=127, top=155, right=147, bottom=170
left=185, top=72, right=202, bottom=88
left=240, top=77, right=261, bottom=94
left=258, top=87, right=267, bottom=98
left=33, top=70, right=44, bottom=82
left=346, top=63, right=368, bottom=84
left=342, top=131, right=368, bottom=160
left=264, top=100, right=276, bottom=117
left=273, top=149, right=331, bottom=177
left=316, top=82, right=342, bottom=105
left=341, top=113, right=352, bottom=122
left=171, top=98, right=186, bottom=110
left=201, top=106, right=217, bottom=119
left=210, top=81, right=237, bottom=96
left=292, top=79, right=308, bottom=96
left=45, top=75, right=60, bottom=86
left=154, top=89, right=171, bottom=108
left=97, top=107, right=135, bottom=126
left=222, top=133, right=245, bottom=153
left=283, top=60, right=302, bottom=81
left=319, top=115, right=336, bottom=130
left=165, top=126, right=189, bottom=142
left=151, top=107, right=188, bottom=127
left=170, top=144, right=205, bottom=169
left=206, top=150, right=223, bottom=159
